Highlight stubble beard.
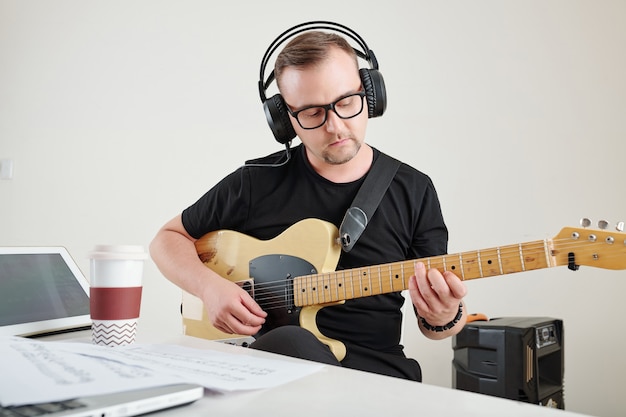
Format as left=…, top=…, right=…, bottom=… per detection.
left=322, top=138, right=362, bottom=165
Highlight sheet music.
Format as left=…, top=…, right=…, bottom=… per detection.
left=0, top=337, right=324, bottom=406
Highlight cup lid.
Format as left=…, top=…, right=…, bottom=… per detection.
left=89, top=245, right=148, bottom=260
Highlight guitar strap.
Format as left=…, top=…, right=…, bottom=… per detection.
left=339, top=153, right=401, bottom=252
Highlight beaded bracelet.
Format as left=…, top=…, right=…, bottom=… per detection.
left=420, top=303, right=463, bottom=332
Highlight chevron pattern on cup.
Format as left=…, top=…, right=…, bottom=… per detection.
left=92, top=319, right=137, bottom=346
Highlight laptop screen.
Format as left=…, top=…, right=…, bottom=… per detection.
left=0, top=247, right=91, bottom=337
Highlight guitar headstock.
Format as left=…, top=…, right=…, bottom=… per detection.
left=552, top=219, right=626, bottom=270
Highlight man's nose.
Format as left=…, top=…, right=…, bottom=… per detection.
left=324, top=109, right=343, bottom=132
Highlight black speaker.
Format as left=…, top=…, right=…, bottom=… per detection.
left=452, top=317, right=565, bottom=409
left=258, top=21, right=387, bottom=145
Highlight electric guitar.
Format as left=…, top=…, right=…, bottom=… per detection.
left=181, top=218, right=626, bottom=360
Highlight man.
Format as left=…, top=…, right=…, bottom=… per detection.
left=150, top=25, right=467, bottom=382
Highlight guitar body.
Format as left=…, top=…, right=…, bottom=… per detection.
left=182, top=218, right=346, bottom=359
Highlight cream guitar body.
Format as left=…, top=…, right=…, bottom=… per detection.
left=183, top=218, right=346, bottom=359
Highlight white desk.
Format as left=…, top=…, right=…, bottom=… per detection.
left=42, top=331, right=588, bottom=417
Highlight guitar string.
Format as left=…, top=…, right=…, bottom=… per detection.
left=236, top=237, right=624, bottom=310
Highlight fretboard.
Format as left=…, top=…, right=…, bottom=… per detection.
left=293, top=239, right=554, bottom=307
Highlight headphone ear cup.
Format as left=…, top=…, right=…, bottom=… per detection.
left=263, top=94, right=297, bottom=144
left=359, top=68, right=387, bottom=118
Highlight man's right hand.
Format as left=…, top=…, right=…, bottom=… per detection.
left=200, top=276, right=267, bottom=336
left=150, top=214, right=267, bottom=336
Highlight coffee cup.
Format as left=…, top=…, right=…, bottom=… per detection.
left=89, top=245, right=147, bottom=346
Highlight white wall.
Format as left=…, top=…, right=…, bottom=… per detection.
left=1, top=1, right=625, bottom=416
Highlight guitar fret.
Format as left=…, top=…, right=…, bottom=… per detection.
left=304, top=275, right=311, bottom=305
left=458, top=253, right=465, bottom=280
left=393, top=266, right=397, bottom=292
left=303, top=274, right=310, bottom=305
left=477, top=250, right=483, bottom=278
left=497, top=247, right=503, bottom=274
left=396, top=266, right=400, bottom=291
left=339, top=271, right=346, bottom=300
left=406, top=262, right=411, bottom=289
left=322, top=273, right=329, bottom=302
left=309, top=275, right=316, bottom=304
left=349, top=269, right=356, bottom=299
left=404, top=262, right=408, bottom=289
left=321, top=272, right=329, bottom=303
left=359, top=268, right=365, bottom=297
left=293, top=277, right=301, bottom=306
left=314, top=274, right=322, bottom=304
left=518, top=243, right=526, bottom=271
left=325, top=273, right=331, bottom=301
left=297, top=276, right=304, bottom=306
left=337, top=271, right=343, bottom=301
left=310, top=274, right=317, bottom=304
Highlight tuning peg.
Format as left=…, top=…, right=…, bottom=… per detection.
left=617, top=221, right=625, bottom=232
left=580, top=218, right=592, bottom=228
left=598, top=220, right=609, bottom=230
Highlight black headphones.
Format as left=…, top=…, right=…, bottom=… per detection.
left=258, top=21, right=387, bottom=145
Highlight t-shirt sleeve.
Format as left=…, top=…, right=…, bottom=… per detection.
left=181, top=168, right=251, bottom=239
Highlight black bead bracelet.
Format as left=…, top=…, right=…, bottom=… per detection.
left=420, top=303, right=463, bottom=332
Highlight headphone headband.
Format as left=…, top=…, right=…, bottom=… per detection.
left=258, top=21, right=379, bottom=102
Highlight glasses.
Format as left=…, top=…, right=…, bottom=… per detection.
left=286, top=91, right=366, bottom=130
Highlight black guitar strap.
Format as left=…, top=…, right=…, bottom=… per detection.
left=339, top=153, right=401, bottom=252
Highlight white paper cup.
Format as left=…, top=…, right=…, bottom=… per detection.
left=89, top=245, right=147, bottom=346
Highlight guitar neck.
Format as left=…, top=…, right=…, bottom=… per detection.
left=293, top=238, right=554, bottom=307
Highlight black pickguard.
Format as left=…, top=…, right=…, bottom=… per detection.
left=248, top=254, right=317, bottom=335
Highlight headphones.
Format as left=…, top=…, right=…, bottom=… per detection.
left=258, top=21, right=387, bottom=145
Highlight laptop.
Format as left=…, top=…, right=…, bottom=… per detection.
left=1, top=384, right=205, bottom=417
left=0, top=247, right=205, bottom=415
left=0, top=246, right=92, bottom=337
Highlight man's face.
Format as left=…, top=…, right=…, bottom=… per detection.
left=279, top=47, right=368, bottom=167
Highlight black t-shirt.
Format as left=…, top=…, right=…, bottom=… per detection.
left=182, top=144, right=448, bottom=354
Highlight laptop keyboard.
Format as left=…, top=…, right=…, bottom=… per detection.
left=0, top=400, right=86, bottom=417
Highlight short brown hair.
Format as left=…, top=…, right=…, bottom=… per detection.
left=274, top=31, right=358, bottom=90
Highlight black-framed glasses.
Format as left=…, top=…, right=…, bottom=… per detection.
left=286, top=90, right=366, bottom=130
